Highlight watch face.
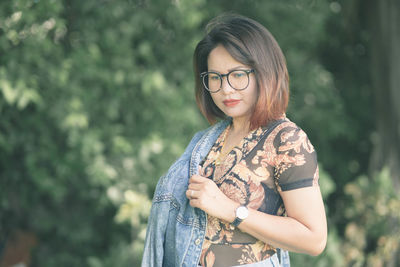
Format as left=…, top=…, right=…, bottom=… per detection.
left=236, top=206, right=249, bottom=219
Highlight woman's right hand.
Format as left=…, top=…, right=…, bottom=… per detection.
left=186, top=172, right=237, bottom=223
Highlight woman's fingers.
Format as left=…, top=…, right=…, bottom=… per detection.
left=186, top=188, right=198, bottom=199
left=189, top=174, right=207, bottom=183
left=198, top=165, right=204, bottom=176
left=187, top=182, right=203, bottom=191
left=186, top=189, right=192, bottom=199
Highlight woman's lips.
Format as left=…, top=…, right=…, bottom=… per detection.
left=223, top=99, right=241, bottom=107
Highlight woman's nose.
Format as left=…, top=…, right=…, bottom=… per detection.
left=220, top=76, right=235, bottom=94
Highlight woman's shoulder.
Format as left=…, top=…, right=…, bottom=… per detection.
left=154, top=120, right=230, bottom=195
left=266, top=118, right=314, bottom=148
left=267, top=117, right=298, bottom=136
left=194, top=120, right=231, bottom=142
left=163, top=120, right=230, bottom=173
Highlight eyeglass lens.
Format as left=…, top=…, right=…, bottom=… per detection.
left=203, top=70, right=250, bottom=92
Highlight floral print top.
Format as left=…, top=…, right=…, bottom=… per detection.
left=199, top=118, right=319, bottom=267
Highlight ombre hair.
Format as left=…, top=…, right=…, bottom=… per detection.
left=193, top=14, right=289, bottom=130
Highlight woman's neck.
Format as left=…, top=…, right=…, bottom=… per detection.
left=231, top=117, right=251, bottom=136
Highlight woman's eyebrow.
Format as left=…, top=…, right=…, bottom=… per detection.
left=207, top=66, right=248, bottom=73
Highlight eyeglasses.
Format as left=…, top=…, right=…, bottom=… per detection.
left=200, top=69, right=255, bottom=93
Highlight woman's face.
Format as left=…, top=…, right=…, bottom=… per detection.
left=207, top=45, right=257, bottom=123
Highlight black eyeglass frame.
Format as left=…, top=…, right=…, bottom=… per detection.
left=200, top=69, right=255, bottom=93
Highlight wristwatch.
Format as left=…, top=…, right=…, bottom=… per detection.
left=232, top=205, right=249, bottom=227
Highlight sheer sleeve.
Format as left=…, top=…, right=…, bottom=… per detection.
left=273, top=125, right=319, bottom=192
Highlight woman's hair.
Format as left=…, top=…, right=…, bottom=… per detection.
left=193, top=14, right=289, bottom=129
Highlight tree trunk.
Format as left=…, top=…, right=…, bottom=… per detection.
left=368, top=0, right=400, bottom=266
left=368, top=0, right=400, bottom=185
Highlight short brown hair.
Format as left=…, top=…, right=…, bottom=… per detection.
left=193, top=14, right=289, bottom=129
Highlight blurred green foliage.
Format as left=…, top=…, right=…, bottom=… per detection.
left=342, top=168, right=400, bottom=266
left=0, top=0, right=398, bottom=266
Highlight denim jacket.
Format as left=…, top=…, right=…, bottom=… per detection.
left=142, top=120, right=290, bottom=267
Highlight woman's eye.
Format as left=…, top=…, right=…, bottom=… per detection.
left=233, top=72, right=245, bottom=78
left=209, top=75, right=220, bottom=81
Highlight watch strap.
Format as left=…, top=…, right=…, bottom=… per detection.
left=231, top=217, right=243, bottom=227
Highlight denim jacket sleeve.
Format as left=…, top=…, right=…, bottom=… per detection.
left=141, top=130, right=206, bottom=267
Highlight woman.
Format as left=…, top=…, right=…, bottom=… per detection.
left=142, top=14, right=327, bottom=267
